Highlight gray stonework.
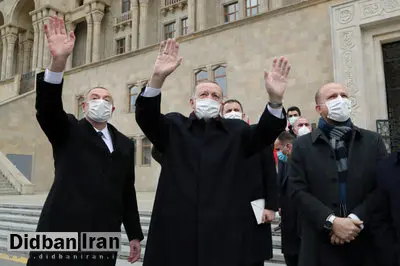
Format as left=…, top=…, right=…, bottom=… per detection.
left=0, top=0, right=394, bottom=192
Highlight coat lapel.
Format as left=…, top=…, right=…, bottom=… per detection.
left=78, top=118, right=111, bottom=155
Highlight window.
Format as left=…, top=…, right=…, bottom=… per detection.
left=181, top=17, right=188, bottom=36
left=164, top=22, right=176, bottom=40
left=214, top=65, right=227, bottom=96
left=195, top=70, right=208, bottom=84
left=122, top=0, right=131, bottom=13
left=77, top=95, right=84, bottom=119
left=129, top=86, right=139, bottom=113
left=224, top=2, right=239, bottom=23
left=116, top=38, right=125, bottom=55
left=246, top=0, right=259, bottom=16
left=142, top=137, right=152, bottom=166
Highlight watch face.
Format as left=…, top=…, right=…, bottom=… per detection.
left=324, top=221, right=332, bottom=230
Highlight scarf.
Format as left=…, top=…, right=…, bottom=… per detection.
left=318, top=117, right=353, bottom=217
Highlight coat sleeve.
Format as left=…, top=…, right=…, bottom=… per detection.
left=151, top=146, right=163, bottom=165
left=135, top=91, right=170, bottom=152
left=262, top=146, right=278, bottom=211
left=289, top=140, right=334, bottom=231
left=122, top=143, right=144, bottom=242
left=35, top=72, right=71, bottom=148
left=242, top=105, right=286, bottom=157
left=350, top=135, right=388, bottom=223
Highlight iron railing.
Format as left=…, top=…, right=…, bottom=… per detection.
left=376, top=119, right=400, bottom=153
left=165, top=0, right=182, bottom=6
left=115, top=12, right=132, bottom=24
left=19, top=71, right=35, bottom=94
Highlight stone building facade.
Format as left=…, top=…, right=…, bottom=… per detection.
left=0, top=0, right=398, bottom=193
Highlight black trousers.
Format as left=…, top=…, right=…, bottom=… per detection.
left=284, top=254, right=299, bottom=266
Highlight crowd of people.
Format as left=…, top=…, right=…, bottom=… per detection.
left=26, top=16, right=399, bottom=266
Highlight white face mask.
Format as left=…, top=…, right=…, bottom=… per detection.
left=297, top=126, right=311, bottom=136
left=223, top=111, right=243, bottom=120
left=288, top=116, right=299, bottom=126
left=86, top=99, right=113, bottom=123
left=325, top=96, right=352, bottom=122
left=194, top=98, right=221, bottom=119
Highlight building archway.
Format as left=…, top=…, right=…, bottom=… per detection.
left=9, top=0, right=35, bottom=78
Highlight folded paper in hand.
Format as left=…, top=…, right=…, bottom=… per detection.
left=251, top=198, right=265, bottom=225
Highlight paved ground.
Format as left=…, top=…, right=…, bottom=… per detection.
left=0, top=192, right=156, bottom=212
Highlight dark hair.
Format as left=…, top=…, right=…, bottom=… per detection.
left=278, top=131, right=294, bottom=143
left=223, top=99, right=243, bottom=113
left=287, top=106, right=301, bottom=116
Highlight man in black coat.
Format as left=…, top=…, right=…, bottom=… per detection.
left=289, top=83, right=388, bottom=266
left=27, top=16, right=143, bottom=266
left=276, top=131, right=300, bottom=266
left=372, top=150, right=400, bottom=266
left=135, top=38, right=291, bottom=266
left=221, top=99, right=278, bottom=266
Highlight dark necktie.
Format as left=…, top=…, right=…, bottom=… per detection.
left=97, top=131, right=103, bottom=137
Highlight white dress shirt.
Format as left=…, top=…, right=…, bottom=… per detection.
left=44, top=69, right=114, bottom=153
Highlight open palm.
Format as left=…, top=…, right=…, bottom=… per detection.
left=153, top=39, right=183, bottom=78
left=44, top=16, right=75, bottom=59
left=264, top=57, right=291, bottom=101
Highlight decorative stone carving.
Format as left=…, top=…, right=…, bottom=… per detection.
left=337, top=5, right=354, bottom=24
left=340, top=30, right=355, bottom=51
left=361, top=1, right=383, bottom=18
left=382, top=0, right=400, bottom=12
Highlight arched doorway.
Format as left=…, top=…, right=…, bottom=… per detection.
left=10, top=0, right=35, bottom=78
left=72, top=20, right=87, bottom=68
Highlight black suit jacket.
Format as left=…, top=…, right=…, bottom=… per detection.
left=135, top=90, right=286, bottom=266
left=28, top=73, right=143, bottom=265
left=289, top=127, right=388, bottom=266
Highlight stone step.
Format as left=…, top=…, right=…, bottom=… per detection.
left=0, top=212, right=151, bottom=226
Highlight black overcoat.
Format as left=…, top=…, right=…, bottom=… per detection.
left=27, top=72, right=144, bottom=266
left=289, top=127, right=388, bottom=266
left=135, top=92, right=286, bottom=266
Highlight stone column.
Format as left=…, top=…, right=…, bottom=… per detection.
left=188, top=0, right=195, bottom=33
left=175, top=18, right=181, bottom=38
left=42, top=9, right=51, bottom=67
left=131, top=0, right=139, bottom=50
left=86, top=14, right=93, bottom=64
left=239, top=0, right=246, bottom=19
left=269, top=0, right=283, bottom=9
left=6, top=33, right=18, bottom=78
left=259, top=0, right=269, bottom=12
left=91, top=10, right=104, bottom=62
left=23, top=38, right=34, bottom=73
left=65, top=22, right=76, bottom=70
left=125, top=34, right=131, bottom=53
left=139, top=0, right=149, bottom=48
left=18, top=34, right=24, bottom=74
left=31, top=19, right=39, bottom=70
left=1, top=29, right=7, bottom=80
left=37, top=19, right=44, bottom=68
left=197, top=0, right=206, bottom=30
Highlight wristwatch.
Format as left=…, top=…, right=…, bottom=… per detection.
left=324, top=214, right=336, bottom=230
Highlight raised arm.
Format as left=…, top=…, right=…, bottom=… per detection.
left=243, top=57, right=289, bottom=156
left=135, top=39, right=183, bottom=152
left=36, top=16, right=76, bottom=148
